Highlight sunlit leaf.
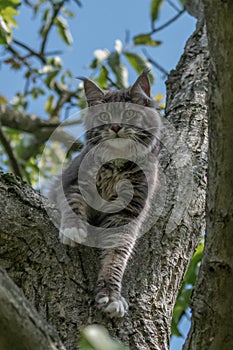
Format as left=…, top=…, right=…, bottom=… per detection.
left=0, top=15, right=11, bottom=44
left=0, top=95, right=8, bottom=105
left=171, top=240, right=204, bottom=337
left=0, top=0, right=20, bottom=11
left=134, top=34, right=161, bottom=47
left=45, top=94, right=55, bottom=115
left=150, top=0, right=163, bottom=23
left=124, top=52, right=154, bottom=83
left=42, top=8, right=50, bottom=22
left=114, top=39, right=123, bottom=54
left=80, top=325, right=127, bottom=350
left=44, top=70, right=60, bottom=88
left=29, top=87, right=45, bottom=99
left=107, top=52, right=128, bottom=88
left=55, top=16, right=73, bottom=46
left=95, top=65, right=109, bottom=88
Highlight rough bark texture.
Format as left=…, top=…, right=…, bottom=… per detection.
left=0, top=18, right=208, bottom=350
left=184, top=1, right=233, bottom=349
left=0, top=268, right=65, bottom=350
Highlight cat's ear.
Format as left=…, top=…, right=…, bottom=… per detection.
left=131, top=71, right=151, bottom=97
left=78, top=77, right=105, bottom=105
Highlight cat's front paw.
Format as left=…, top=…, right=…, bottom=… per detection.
left=95, top=292, right=128, bottom=318
left=59, top=222, right=87, bottom=246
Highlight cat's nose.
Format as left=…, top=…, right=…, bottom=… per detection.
left=111, top=124, right=121, bottom=133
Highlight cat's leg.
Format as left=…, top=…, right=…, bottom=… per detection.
left=57, top=186, right=88, bottom=246
left=95, top=233, right=136, bottom=317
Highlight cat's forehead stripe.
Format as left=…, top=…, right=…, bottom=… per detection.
left=104, top=89, right=131, bottom=103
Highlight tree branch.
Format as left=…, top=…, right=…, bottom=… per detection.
left=0, top=19, right=208, bottom=349
left=0, top=126, right=22, bottom=179
left=0, top=267, right=66, bottom=350
left=0, top=106, right=83, bottom=157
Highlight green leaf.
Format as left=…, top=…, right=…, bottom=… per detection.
left=0, top=95, right=8, bottom=104
left=79, top=325, right=127, bottom=350
left=42, top=8, right=50, bottom=22
left=29, top=87, right=45, bottom=99
left=55, top=16, right=73, bottom=46
left=45, top=95, right=55, bottom=115
left=179, top=0, right=185, bottom=6
left=0, top=0, right=20, bottom=11
left=150, top=0, right=163, bottom=23
left=171, top=240, right=204, bottom=337
left=90, top=58, right=98, bottom=69
left=44, top=69, right=60, bottom=88
left=1, top=6, right=18, bottom=25
left=4, top=57, right=21, bottom=69
left=107, top=52, right=128, bottom=88
left=0, top=0, right=20, bottom=44
left=124, top=52, right=154, bottom=83
left=0, top=14, right=11, bottom=44
left=134, top=34, right=161, bottom=47
left=95, top=65, right=109, bottom=88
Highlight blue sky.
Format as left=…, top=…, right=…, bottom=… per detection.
left=1, top=0, right=196, bottom=117
left=0, top=1, right=196, bottom=349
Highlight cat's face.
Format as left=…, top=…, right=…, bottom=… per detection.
left=81, top=72, right=161, bottom=152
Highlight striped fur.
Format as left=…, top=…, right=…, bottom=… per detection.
left=50, top=72, right=161, bottom=317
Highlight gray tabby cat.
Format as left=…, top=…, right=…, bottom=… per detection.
left=49, top=71, right=161, bottom=317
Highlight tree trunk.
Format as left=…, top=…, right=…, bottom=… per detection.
left=0, top=268, right=65, bottom=350
left=184, top=1, right=233, bottom=349
left=0, top=15, right=208, bottom=350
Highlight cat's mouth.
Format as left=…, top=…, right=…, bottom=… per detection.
left=104, top=127, right=135, bottom=140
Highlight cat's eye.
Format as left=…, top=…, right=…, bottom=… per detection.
left=123, top=110, right=136, bottom=120
left=98, top=112, right=110, bottom=122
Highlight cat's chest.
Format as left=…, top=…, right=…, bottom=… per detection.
left=96, top=160, right=134, bottom=199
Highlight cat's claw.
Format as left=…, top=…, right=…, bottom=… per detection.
left=96, top=294, right=128, bottom=318
left=59, top=225, right=87, bottom=246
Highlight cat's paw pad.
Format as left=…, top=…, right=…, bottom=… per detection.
left=96, top=294, right=128, bottom=318
left=59, top=225, right=87, bottom=246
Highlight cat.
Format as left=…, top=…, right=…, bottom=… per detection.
left=49, top=71, right=161, bottom=317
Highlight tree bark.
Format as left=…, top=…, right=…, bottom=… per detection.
left=0, top=268, right=66, bottom=350
left=184, top=1, right=233, bottom=349
left=0, top=18, right=208, bottom=350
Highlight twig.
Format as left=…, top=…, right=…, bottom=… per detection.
left=142, top=49, right=169, bottom=76
left=12, top=39, right=46, bottom=64
left=166, top=0, right=182, bottom=13
left=149, top=9, right=185, bottom=34
left=6, top=46, right=31, bottom=69
left=73, top=0, right=82, bottom=7
left=40, top=0, right=66, bottom=54
left=107, top=77, right=121, bottom=89
left=0, top=126, right=23, bottom=179
left=45, top=50, right=63, bottom=56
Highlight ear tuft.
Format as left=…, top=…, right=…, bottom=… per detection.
left=77, top=77, right=105, bottom=104
left=131, top=70, right=151, bottom=97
